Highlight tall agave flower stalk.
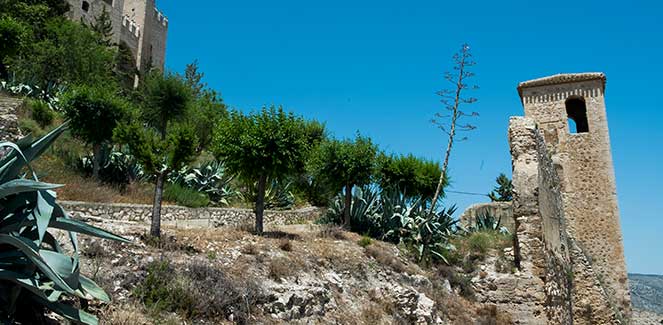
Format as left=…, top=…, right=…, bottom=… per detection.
left=0, top=124, right=129, bottom=324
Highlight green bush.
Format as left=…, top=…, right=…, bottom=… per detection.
left=134, top=260, right=261, bottom=323
left=29, top=99, right=55, bottom=128
left=358, top=236, right=373, bottom=247
left=164, top=183, right=210, bottom=208
left=133, top=261, right=196, bottom=315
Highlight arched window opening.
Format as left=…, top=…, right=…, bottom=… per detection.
left=82, top=1, right=90, bottom=12
left=565, top=96, right=589, bottom=133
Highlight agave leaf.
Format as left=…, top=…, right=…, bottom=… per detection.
left=78, top=275, right=110, bottom=302
left=33, top=191, right=55, bottom=243
left=49, top=217, right=129, bottom=243
left=0, top=123, right=67, bottom=182
left=34, top=295, right=99, bottom=325
left=0, top=179, right=62, bottom=199
left=0, top=270, right=61, bottom=302
left=0, top=235, right=76, bottom=295
left=39, top=250, right=81, bottom=293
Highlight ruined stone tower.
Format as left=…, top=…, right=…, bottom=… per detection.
left=517, top=73, right=631, bottom=316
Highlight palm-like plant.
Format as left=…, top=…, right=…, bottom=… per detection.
left=0, top=124, right=129, bottom=324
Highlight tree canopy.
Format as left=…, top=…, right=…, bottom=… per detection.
left=214, top=105, right=322, bottom=234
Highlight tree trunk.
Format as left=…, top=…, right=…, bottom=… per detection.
left=255, top=174, right=267, bottom=235
left=343, top=183, right=352, bottom=228
left=150, top=171, right=166, bottom=238
left=92, top=143, right=102, bottom=180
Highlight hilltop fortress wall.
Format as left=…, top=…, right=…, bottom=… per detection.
left=65, top=0, right=167, bottom=72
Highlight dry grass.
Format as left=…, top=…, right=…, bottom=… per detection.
left=268, top=257, right=293, bottom=281
left=100, top=304, right=151, bottom=325
left=278, top=238, right=292, bottom=251
left=317, top=224, right=347, bottom=240
left=364, top=243, right=417, bottom=275
left=241, top=243, right=259, bottom=255
left=31, top=150, right=155, bottom=204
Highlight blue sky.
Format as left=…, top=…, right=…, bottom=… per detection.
left=158, top=0, right=662, bottom=274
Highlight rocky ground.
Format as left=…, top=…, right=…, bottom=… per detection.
left=61, top=217, right=511, bottom=324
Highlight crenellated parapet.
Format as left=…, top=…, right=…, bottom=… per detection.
left=121, top=15, right=141, bottom=39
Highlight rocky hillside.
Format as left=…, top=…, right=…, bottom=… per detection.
left=630, top=273, right=663, bottom=315
left=62, top=217, right=513, bottom=324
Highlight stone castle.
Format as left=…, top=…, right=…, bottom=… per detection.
left=465, top=72, right=631, bottom=324
left=64, top=0, right=168, bottom=72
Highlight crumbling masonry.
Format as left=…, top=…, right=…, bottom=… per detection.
left=470, top=73, right=631, bottom=324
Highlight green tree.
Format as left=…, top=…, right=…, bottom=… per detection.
left=309, top=135, right=377, bottom=228
left=488, top=173, right=513, bottom=202
left=10, top=18, right=115, bottom=89
left=184, top=60, right=227, bottom=150
left=376, top=153, right=445, bottom=202
left=0, top=16, right=28, bottom=79
left=61, top=84, right=131, bottom=180
left=214, top=106, right=319, bottom=234
left=114, top=71, right=197, bottom=238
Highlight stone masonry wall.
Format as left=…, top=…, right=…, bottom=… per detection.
left=507, top=116, right=623, bottom=324
left=519, top=75, right=631, bottom=317
left=60, top=201, right=325, bottom=228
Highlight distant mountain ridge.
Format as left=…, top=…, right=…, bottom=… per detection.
left=629, top=273, right=663, bottom=315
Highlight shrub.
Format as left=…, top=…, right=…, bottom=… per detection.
left=29, top=99, right=55, bottom=128
left=186, top=261, right=262, bottom=323
left=358, top=236, right=373, bottom=247
left=163, top=183, right=210, bottom=208
left=133, top=261, right=196, bottom=315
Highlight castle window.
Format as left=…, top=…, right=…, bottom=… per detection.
left=103, top=0, right=113, bottom=6
left=81, top=1, right=90, bottom=12
left=565, top=96, right=589, bottom=133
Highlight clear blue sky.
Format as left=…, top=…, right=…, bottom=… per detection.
left=158, top=0, right=662, bottom=274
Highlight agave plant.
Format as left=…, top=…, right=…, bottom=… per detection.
left=169, top=160, right=237, bottom=206
left=321, top=185, right=382, bottom=235
left=240, top=178, right=295, bottom=210
left=0, top=124, right=129, bottom=324
left=80, top=145, right=145, bottom=186
left=387, top=201, right=458, bottom=264
left=0, top=76, right=64, bottom=110
left=464, top=212, right=509, bottom=234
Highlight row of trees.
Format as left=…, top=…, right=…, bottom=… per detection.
left=1, top=0, right=491, bottom=240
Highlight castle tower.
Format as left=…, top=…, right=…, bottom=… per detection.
left=517, top=73, right=631, bottom=315
left=123, top=0, right=168, bottom=71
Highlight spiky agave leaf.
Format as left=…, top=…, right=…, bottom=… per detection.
left=0, top=129, right=129, bottom=324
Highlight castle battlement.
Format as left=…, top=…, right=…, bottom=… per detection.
left=153, top=7, right=168, bottom=27
left=121, top=15, right=141, bottom=38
